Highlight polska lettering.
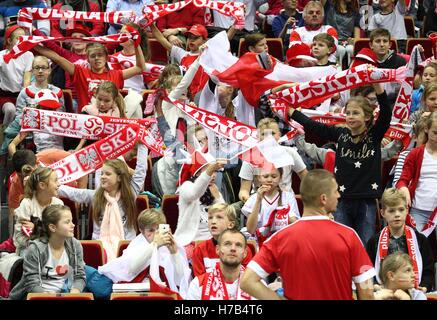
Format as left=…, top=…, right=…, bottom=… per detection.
left=273, top=65, right=402, bottom=108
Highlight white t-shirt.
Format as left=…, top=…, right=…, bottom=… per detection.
left=241, top=191, right=301, bottom=231
left=412, top=148, right=437, bottom=211
left=0, top=50, right=33, bottom=92
left=238, top=146, right=306, bottom=193
left=186, top=276, right=242, bottom=300
left=41, top=247, right=71, bottom=293
left=212, top=0, right=256, bottom=31
left=110, top=52, right=146, bottom=93
left=368, top=2, right=407, bottom=40
left=170, top=46, right=198, bottom=65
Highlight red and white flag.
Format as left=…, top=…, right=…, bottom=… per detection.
left=232, top=136, right=296, bottom=170
left=199, top=31, right=337, bottom=108
left=392, top=46, right=422, bottom=123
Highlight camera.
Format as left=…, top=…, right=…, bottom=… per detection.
left=158, top=224, right=170, bottom=234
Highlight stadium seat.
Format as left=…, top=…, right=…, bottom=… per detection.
left=80, top=240, right=106, bottom=268
left=149, top=39, right=168, bottom=65
left=262, top=20, right=274, bottom=38
left=27, top=293, right=94, bottom=300
left=62, top=89, right=74, bottom=113
left=116, top=240, right=131, bottom=258
left=404, top=16, right=416, bottom=38
left=406, top=38, right=433, bottom=59
left=353, top=38, right=398, bottom=56
left=161, top=194, right=179, bottom=234
left=136, top=194, right=150, bottom=213
left=291, top=173, right=301, bottom=196
left=246, top=239, right=257, bottom=256
left=238, top=38, right=284, bottom=61
left=110, top=292, right=177, bottom=300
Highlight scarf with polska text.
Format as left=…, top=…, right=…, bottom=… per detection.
left=20, top=107, right=159, bottom=143
left=269, top=102, right=413, bottom=151
left=142, top=0, right=246, bottom=29
left=3, top=32, right=139, bottom=63
left=272, top=64, right=407, bottom=110
left=17, top=2, right=245, bottom=33
left=17, top=8, right=138, bottom=33
left=20, top=109, right=166, bottom=184
left=375, top=225, right=422, bottom=288
left=201, top=263, right=251, bottom=300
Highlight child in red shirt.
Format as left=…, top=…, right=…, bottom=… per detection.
left=34, top=37, right=145, bottom=112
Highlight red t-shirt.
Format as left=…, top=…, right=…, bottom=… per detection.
left=72, top=65, right=124, bottom=112
left=192, top=238, right=253, bottom=277
left=248, top=216, right=375, bottom=300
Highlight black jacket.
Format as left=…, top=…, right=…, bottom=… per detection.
left=366, top=229, right=435, bottom=291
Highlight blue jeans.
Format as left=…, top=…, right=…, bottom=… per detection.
left=334, top=198, right=377, bottom=245
left=410, top=207, right=437, bottom=240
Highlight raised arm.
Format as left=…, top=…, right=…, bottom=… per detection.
left=33, top=45, right=75, bottom=76
left=122, top=42, right=145, bottom=80
left=8, top=132, right=27, bottom=157
left=58, top=185, right=95, bottom=204
left=130, top=143, right=149, bottom=194
left=289, top=108, right=343, bottom=142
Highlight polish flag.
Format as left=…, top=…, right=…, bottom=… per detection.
left=234, top=136, right=295, bottom=170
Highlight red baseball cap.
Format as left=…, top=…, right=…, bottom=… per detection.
left=66, top=24, right=92, bottom=37
left=186, top=24, right=208, bottom=40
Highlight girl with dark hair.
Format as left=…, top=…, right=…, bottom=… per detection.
left=9, top=205, right=86, bottom=300
left=242, top=167, right=300, bottom=247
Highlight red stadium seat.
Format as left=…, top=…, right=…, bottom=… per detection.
left=116, top=240, right=131, bottom=258
left=404, top=16, right=416, bottom=38
left=161, top=194, right=179, bottom=234
left=246, top=239, right=257, bottom=256
left=80, top=240, right=106, bottom=268
left=149, top=39, right=169, bottom=65
left=406, top=38, right=433, bottom=59
left=136, top=194, right=150, bottom=213
left=353, top=38, right=398, bottom=56
left=238, top=38, right=284, bottom=61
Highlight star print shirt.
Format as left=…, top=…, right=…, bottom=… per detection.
left=290, top=92, right=391, bottom=199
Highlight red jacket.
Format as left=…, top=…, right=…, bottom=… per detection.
left=395, top=145, right=425, bottom=201
left=156, top=4, right=205, bottom=30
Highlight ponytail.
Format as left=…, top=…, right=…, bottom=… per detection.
left=31, top=205, right=72, bottom=240
left=115, top=92, right=127, bottom=118
left=23, top=167, right=54, bottom=199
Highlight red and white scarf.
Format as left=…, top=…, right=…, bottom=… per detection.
left=21, top=107, right=164, bottom=154
left=256, top=203, right=290, bottom=248
left=142, top=0, right=246, bottom=29
left=3, top=32, right=139, bottom=63
left=201, top=263, right=251, bottom=300
left=18, top=8, right=138, bottom=33
left=149, top=243, right=191, bottom=300
left=375, top=226, right=422, bottom=288
left=391, top=46, right=422, bottom=123
left=273, top=64, right=407, bottom=109
left=420, top=207, right=437, bottom=238
left=18, top=2, right=245, bottom=32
